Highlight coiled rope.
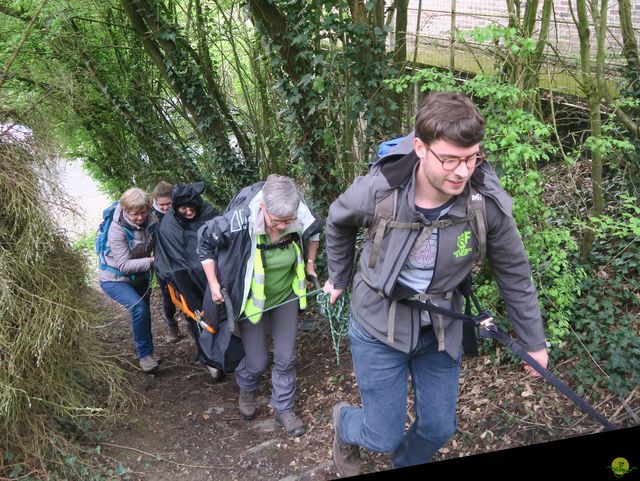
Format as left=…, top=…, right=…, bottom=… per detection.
left=316, top=291, right=351, bottom=365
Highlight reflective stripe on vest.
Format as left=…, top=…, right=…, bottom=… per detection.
left=243, top=239, right=307, bottom=324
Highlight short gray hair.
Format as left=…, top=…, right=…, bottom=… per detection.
left=262, top=174, right=300, bottom=218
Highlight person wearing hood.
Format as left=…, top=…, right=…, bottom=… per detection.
left=152, top=181, right=183, bottom=343
left=154, top=182, right=220, bottom=363
left=99, top=188, right=159, bottom=373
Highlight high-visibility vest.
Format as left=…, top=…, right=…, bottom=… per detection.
left=243, top=238, right=307, bottom=324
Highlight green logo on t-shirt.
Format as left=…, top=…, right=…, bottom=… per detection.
left=454, top=231, right=472, bottom=257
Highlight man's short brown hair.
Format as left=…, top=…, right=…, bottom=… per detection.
left=415, top=92, right=485, bottom=147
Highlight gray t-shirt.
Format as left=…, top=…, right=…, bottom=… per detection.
left=396, top=198, right=455, bottom=326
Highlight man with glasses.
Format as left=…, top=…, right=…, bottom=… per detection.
left=198, top=175, right=322, bottom=437
left=323, top=92, right=548, bottom=476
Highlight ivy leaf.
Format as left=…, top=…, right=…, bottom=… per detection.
left=9, top=465, right=23, bottom=478
left=157, top=31, right=176, bottom=42
left=312, top=76, right=325, bottom=92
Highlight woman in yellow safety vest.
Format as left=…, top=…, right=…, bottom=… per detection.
left=198, top=174, right=322, bottom=438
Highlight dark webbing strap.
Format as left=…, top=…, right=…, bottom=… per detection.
left=404, top=298, right=616, bottom=431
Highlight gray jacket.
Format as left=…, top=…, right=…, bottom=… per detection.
left=326, top=150, right=547, bottom=359
left=98, top=203, right=157, bottom=283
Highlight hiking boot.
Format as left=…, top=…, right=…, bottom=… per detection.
left=238, top=390, right=257, bottom=420
left=139, top=355, right=159, bottom=373
left=275, top=410, right=306, bottom=437
left=165, top=323, right=182, bottom=343
left=332, top=402, right=361, bottom=478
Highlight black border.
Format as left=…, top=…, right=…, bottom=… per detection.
left=339, top=425, right=640, bottom=480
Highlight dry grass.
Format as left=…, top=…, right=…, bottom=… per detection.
left=0, top=138, right=133, bottom=478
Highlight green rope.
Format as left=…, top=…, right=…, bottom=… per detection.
left=316, top=291, right=351, bottom=365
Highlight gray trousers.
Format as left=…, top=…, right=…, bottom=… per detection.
left=235, top=293, right=299, bottom=413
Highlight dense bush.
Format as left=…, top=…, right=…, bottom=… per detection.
left=0, top=139, right=131, bottom=478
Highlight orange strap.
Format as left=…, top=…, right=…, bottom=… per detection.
left=167, top=283, right=199, bottom=321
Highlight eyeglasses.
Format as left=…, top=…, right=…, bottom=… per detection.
left=125, top=210, right=148, bottom=218
left=426, top=145, right=485, bottom=172
left=178, top=205, right=197, bottom=212
left=265, top=209, right=296, bottom=227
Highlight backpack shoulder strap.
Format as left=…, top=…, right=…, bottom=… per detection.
left=367, top=185, right=488, bottom=270
left=122, top=225, right=135, bottom=250
left=367, top=189, right=397, bottom=269
left=467, top=187, right=487, bottom=265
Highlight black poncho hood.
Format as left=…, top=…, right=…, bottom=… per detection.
left=172, top=182, right=206, bottom=224
left=155, top=183, right=219, bottom=310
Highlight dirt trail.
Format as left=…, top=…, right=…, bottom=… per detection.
left=97, top=292, right=383, bottom=481
left=96, top=290, right=627, bottom=481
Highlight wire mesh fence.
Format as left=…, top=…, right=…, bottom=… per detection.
left=390, top=0, right=640, bottom=94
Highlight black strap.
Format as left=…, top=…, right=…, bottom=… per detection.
left=484, top=323, right=616, bottom=431
left=256, top=233, right=297, bottom=250
left=462, top=290, right=479, bottom=357
left=404, top=297, right=617, bottom=431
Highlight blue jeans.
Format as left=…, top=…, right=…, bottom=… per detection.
left=100, top=280, right=153, bottom=359
left=339, top=316, right=461, bottom=468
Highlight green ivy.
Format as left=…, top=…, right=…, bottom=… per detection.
left=569, top=229, right=640, bottom=396
left=252, top=0, right=399, bottom=206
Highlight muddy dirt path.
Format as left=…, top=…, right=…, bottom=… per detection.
left=96, top=291, right=628, bottom=481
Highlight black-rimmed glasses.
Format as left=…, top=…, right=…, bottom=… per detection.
left=427, top=145, right=485, bottom=172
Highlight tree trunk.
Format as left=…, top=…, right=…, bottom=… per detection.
left=120, top=0, right=242, bottom=168
left=193, top=0, right=253, bottom=157
left=618, top=0, right=640, bottom=86
left=393, top=0, right=408, bottom=132
left=246, top=0, right=332, bottom=194
left=575, top=0, right=607, bottom=261
left=372, top=0, right=385, bottom=29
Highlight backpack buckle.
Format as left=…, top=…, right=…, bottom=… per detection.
left=474, top=312, right=495, bottom=331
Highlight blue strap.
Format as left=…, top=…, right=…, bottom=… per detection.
left=99, top=226, right=143, bottom=279
left=99, top=263, right=149, bottom=281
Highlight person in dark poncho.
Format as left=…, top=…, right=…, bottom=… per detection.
left=154, top=182, right=220, bottom=369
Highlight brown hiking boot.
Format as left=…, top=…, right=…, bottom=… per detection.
left=332, top=402, right=361, bottom=478
left=238, top=390, right=257, bottom=420
left=275, top=410, right=306, bottom=437
left=165, top=323, right=182, bottom=343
